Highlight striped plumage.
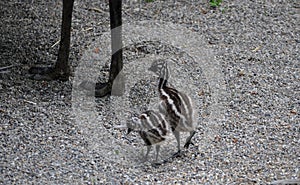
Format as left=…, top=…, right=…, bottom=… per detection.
left=127, top=110, right=172, bottom=163
left=149, top=60, right=197, bottom=155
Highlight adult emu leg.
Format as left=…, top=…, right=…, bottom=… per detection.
left=29, top=0, right=123, bottom=97
left=94, top=0, right=123, bottom=97
left=29, top=0, right=74, bottom=81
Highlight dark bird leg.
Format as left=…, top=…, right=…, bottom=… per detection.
left=95, top=0, right=124, bottom=97
left=158, top=131, right=196, bottom=165
left=29, top=0, right=74, bottom=81
left=184, top=131, right=196, bottom=148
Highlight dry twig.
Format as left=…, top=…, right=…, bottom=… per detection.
left=0, top=65, right=14, bottom=71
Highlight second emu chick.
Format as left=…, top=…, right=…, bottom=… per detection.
left=128, top=110, right=172, bottom=163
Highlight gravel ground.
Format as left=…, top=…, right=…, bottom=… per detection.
left=1, top=0, right=299, bottom=184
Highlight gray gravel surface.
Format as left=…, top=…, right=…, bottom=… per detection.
left=1, top=0, right=299, bottom=184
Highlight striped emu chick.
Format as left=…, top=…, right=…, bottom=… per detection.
left=149, top=60, right=197, bottom=155
left=127, top=110, right=172, bottom=163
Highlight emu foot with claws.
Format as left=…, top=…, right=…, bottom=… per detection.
left=29, top=66, right=70, bottom=81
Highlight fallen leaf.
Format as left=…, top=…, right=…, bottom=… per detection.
left=93, top=47, right=100, bottom=53
left=238, top=70, right=246, bottom=76
left=198, top=90, right=204, bottom=96
left=250, top=91, right=258, bottom=95
left=200, top=8, right=208, bottom=14
left=214, top=135, right=221, bottom=142
left=232, top=138, right=238, bottom=143
left=252, top=46, right=261, bottom=52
